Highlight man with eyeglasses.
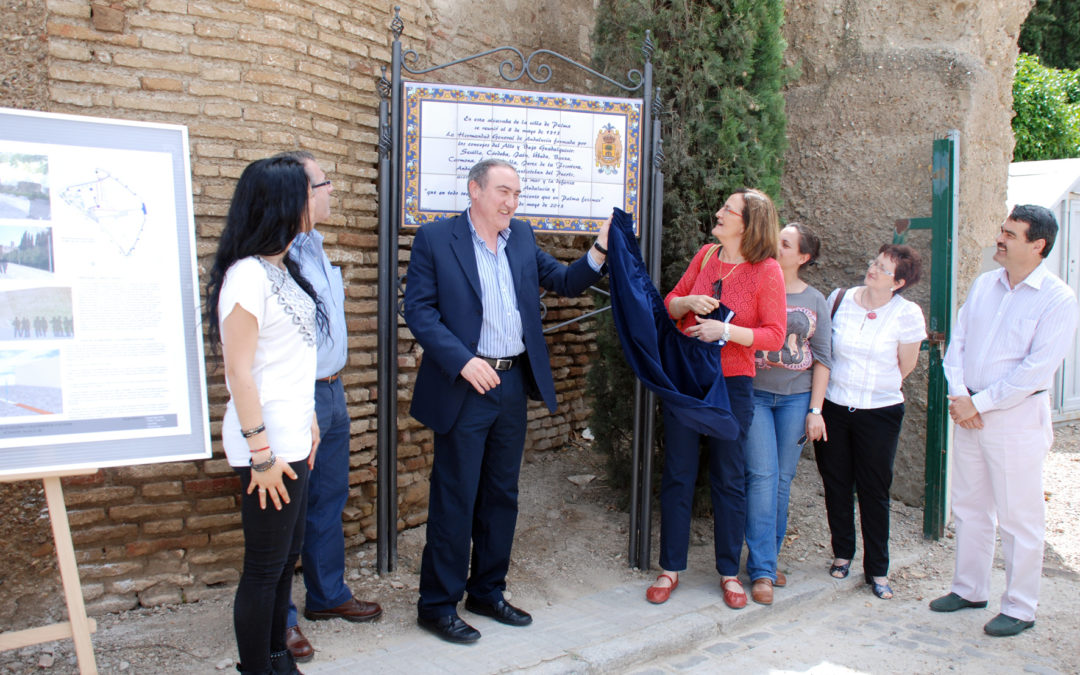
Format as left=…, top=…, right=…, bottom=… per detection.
left=933, top=204, right=1078, bottom=637
left=280, top=152, right=382, bottom=662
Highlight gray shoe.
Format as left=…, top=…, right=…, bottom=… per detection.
left=929, top=592, right=988, bottom=612
left=983, top=613, right=1034, bottom=637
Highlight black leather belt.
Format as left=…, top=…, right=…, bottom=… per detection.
left=967, top=387, right=1045, bottom=397
left=480, top=356, right=519, bottom=371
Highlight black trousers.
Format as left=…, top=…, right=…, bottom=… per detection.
left=813, top=399, right=904, bottom=578
left=233, top=460, right=309, bottom=674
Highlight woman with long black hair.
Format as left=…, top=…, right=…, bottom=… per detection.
left=206, top=154, right=327, bottom=675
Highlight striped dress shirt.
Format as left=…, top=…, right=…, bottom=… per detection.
left=943, top=263, right=1078, bottom=413
left=467, top=210, right=525, bottom=359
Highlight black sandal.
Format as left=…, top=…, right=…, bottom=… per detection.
left=829, top=561, right=850, bottom=579
left=866, top=575, right=893, bottom=599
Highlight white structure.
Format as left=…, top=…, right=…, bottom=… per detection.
left=1007, top=158, right=1080, bottom=420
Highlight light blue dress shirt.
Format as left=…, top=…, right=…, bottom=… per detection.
left=466, top=210, right=603, bottom=359
left=289, top=229, right=347, bottom=378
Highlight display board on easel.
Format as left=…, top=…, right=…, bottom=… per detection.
left=0, top=108, right=210, bottom=674
left=0, top=108, right=210, bottom=475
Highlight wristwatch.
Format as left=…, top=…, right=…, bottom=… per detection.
left=720, top=322, right=732, bottom=344
left=808, top=407, right=822, bottom=415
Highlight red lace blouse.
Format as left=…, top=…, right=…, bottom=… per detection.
left=664, top=245, right=787, bottom=378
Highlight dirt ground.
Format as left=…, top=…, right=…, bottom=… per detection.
left=0, top=422, right=1077, bottom=673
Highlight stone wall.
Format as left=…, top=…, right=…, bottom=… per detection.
left=0, top=0, right=602, bottom=618
left=780, top=0, right=1033, bottom=503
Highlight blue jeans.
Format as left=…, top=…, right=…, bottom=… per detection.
left=288, top=377, right=353, bottom=626
left=659, top=376, right=753, bottom=576
left=743, top=389, right=810, bottom=582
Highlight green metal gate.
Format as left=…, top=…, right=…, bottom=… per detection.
left=892, top=130, right=958, bottom=539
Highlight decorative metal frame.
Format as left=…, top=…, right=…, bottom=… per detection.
left=376, top=6, right=663, bottom=573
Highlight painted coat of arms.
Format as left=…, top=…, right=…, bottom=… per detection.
left=594, top=123, right=622, bottom=175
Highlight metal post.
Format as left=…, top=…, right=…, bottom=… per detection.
left=628, top=33, right=658, bottom=571
left=376, top=8, right=406, bottom=575
left=922, top=130, right=959, bottom=539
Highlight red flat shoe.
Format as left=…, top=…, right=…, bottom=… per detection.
left=646, top=572, right=679, bottom=604
left=722, top=577, right=747, bottom=609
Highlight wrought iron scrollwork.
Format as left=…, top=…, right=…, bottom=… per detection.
left=402, top=44, right=645, bottom=93
left=378, top=66, right=391, bottom=101
left=390, top=6, right=404, bottom=41
left=396, top=273, right=406, bottom=318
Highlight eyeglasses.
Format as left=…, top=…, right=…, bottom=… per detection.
left=867, top=259, right=895, bottom=277
left=719, top=204, right=743, bottom=219
left=311, top=179, right=332, bottom=189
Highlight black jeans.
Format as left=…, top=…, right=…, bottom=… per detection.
left=813, top=399, right=904, bottom=578
left=233, top=460, right=309, bottom=674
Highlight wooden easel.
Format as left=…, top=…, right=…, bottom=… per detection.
left=0, top=470, right=98, bottom=674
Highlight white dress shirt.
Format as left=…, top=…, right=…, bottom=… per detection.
left=825, top=288, right=927, bottom=409
left=943, top=262, right=1079, bottom=414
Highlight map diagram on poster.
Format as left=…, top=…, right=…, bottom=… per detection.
left=60, top=169, right=149, bottom=256
left=402, top=82, right=641, bottom=235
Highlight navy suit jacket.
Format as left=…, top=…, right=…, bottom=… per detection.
left=404, top=211, right=603, bottom=435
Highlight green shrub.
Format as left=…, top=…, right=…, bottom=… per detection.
left=588, top=0, right=789, bottom=504
left=1012, top=53, right=1080, bottom=161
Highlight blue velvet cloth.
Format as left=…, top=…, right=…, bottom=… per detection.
left=606, top=208, right=739, bottom=440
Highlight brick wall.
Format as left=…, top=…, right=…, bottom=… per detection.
left=7, top=0, right=602, bottom=615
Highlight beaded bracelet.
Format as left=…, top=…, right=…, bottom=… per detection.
left=250, top=453, right=276, bottom=472
left=241, top=423, right=266, bottom=438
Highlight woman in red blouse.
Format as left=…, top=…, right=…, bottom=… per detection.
left=646, top=188, right=787, bottom=609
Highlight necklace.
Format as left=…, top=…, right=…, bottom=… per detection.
left=719, top=259, right=743, bottom=280
left=856, top=288, right=889, bottom=328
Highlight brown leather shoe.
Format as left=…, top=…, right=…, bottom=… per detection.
left=303, top=596, right=383, bottom=623
left=775, top=570, right=787, bottom=587
left=285, top=625, right=314, bottom=663
left=751, top=578, right=773, bottom=605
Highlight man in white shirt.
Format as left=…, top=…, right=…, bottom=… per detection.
left=932, top=204, right=1079, bottom=637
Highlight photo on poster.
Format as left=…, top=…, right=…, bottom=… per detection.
left=0, top=348, right=62, bottom=418
left=0, top=287, right=74, bottom=340
left=0, top=224, right=55, bottom=277
left=0, top=153, right=50, bottom=221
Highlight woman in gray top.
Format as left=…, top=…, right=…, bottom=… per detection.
left=743, top=223, right=832, bottom=605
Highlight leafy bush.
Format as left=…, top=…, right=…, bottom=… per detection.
left=1012, top=53, right=1080, bottom=161
left=588, top=0, right=789, bottom=501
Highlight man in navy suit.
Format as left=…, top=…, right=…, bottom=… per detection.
left=404, top=159, right=610, bottom=643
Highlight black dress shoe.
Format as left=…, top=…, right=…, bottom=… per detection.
left=464, top=597, right=533, bottom=626
left=416, top=614, right=481, bottom=644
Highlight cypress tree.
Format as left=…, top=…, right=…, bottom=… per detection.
left=587, top=0, right=789, bottom=496
left=1019, top=0, right=1080, bottom=70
